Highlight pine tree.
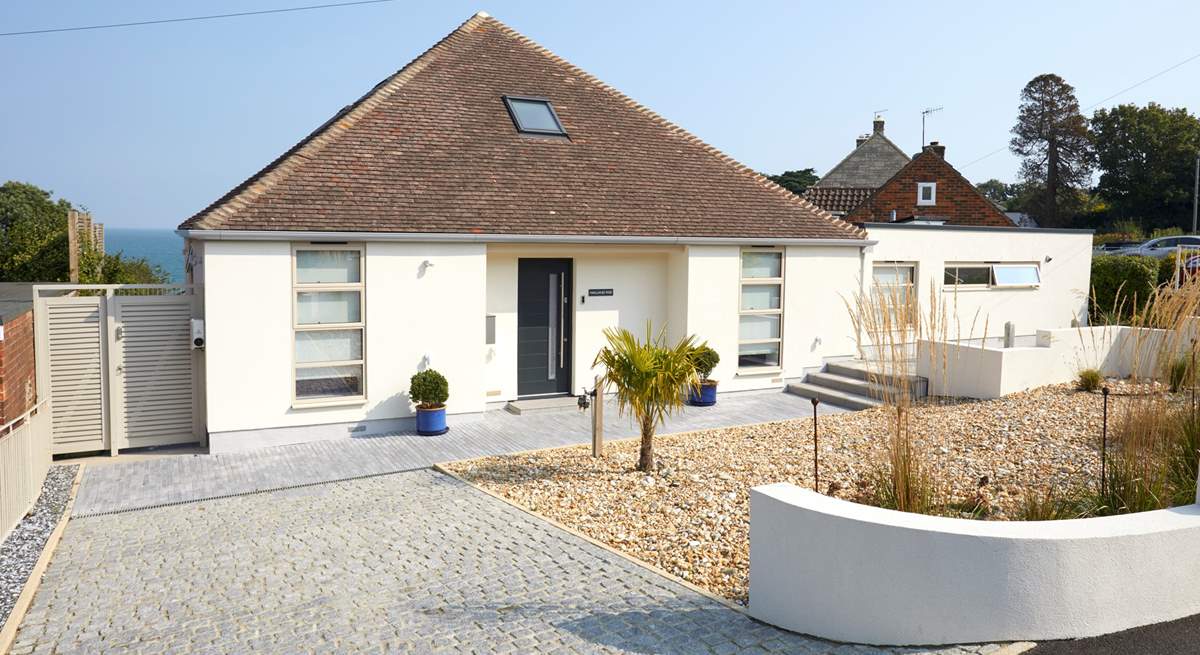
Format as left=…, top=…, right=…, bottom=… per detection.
left=1009, top=74, right=1094, bottom=226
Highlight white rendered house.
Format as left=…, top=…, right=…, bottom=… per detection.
left=178, top=13, right=1091, bottom=452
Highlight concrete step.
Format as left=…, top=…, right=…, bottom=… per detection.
left=785, top=381, right=881, bottom=411
left=824, top=361, right=929, bottom=398
left=504, top=395, right=580, bottom=415
left=804, top=371, right=903, bottom=402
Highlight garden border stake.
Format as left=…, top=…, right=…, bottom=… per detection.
left=811, top=396, right=820, bottom=492
left=1192, top=339, right=1196, bottom=422
left=1101, top=386, right=1109, bottom=498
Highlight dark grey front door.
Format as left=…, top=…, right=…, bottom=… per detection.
left=517, top=258, right=572, bottom=397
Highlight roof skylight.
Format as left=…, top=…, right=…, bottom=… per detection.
left=502, top=96, right=567, bottom=136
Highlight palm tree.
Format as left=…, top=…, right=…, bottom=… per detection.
left=593, top=324, right=700, bottom=472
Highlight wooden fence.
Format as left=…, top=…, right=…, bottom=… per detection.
left=0, top=399, right=51, bottom=540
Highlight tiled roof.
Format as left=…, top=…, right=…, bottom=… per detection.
left=803, top=187, right=874, bottom=215
left=812, top=132, right=910, bottom=189
left=180, top=13, right=863, bottom=241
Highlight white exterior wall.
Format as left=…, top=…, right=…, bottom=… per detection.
left=866, top=225, right=1092, bottom=338
left=684, top=245, right=863, bottom=392
left=203, top=240, right=486, bottom=448
left=750, top=483, right=1200, bottom=645
left=484, top=245, right=674, bottom=401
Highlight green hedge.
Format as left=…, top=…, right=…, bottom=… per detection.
left=1091, top=255, right=1158, bottom=322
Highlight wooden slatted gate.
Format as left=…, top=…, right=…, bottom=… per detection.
left=35, top=286, right=202, bottom=455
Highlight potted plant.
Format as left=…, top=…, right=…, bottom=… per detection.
left=410, top=369, right=449, bottom=436
left=688, top=344, right=720, bottom=406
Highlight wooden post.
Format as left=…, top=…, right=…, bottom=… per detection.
left=592, top=375, right=604, bottom=457
left=66, top=209, right=80, bottom=283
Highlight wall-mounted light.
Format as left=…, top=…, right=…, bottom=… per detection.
left=1045, top=255, right=1053, bottom=263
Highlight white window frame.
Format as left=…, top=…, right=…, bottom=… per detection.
left=292, top=243, right=366, bottom=407
left=991, top=263, right=1042, bottom=288
left=871, top=262, right=917, bottom=329
left=738, top=248, right=784, bottom=373
left=917, top=182, right=937, bottom=206
left=943, top=262, right=1041, bottom=291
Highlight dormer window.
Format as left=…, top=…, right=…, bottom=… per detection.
left=917, top=182, right=937, bottom=206
left=502, top=96, right=567, bottom=136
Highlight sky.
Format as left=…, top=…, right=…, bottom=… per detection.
left=2, top=1, right=1199, bottom=229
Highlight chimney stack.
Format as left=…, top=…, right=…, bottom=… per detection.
left=873, top=118, right=885, bottom=134
left=856, top=134, right=869, bottom=147
left=927, top=141, right=946, bottom=158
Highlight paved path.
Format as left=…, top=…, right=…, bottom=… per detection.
left=13, top=469, right=1000, bottom=655
left=74, top=389, right=844, bottom=517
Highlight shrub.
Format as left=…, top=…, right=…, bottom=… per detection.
left=1169, top=357, right=1192, bottom=393
left=1093, top=232, right=1139, bottom=246
left=409, top=369, right=449, bottom=408
left=1076, top=368, right=1103, bottom=392
left=690, top=345, right=720, bottom=382
left=1108, top=219, right=1144, bottom=240
left=1150, top=226, right=1185, bottom=239
left=1090, top=255, right=1159, bottom=322
left=1017, top=488, right=1094, bottom=521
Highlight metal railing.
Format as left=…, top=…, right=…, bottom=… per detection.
left=0, top=399, right=51, bottom=541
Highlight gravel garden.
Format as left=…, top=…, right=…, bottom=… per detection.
left=0, top=465, right=76, bottom=628
left=444, top=382, right=1147, bottom=605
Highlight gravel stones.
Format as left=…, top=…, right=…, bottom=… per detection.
left=447, top=384, right=1124, bottom=605
left=1, top=465, right=77, bottom=628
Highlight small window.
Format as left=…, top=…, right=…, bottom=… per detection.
left=992, top=264, right=1041, bottom=287
left=917, top=182, right=937, bottom=206
left=944, top=265, right=991, bottom=287
left=502, top=96, right=567, bottom=136
left=872, top=263, right=916, bottom=328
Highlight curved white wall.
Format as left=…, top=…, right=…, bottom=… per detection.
left=749, top=483, right=1200, bottom=645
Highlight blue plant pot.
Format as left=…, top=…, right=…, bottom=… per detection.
left=689, top=382, right=718, bottom=407
left=416, top=405, right=448, bottom=436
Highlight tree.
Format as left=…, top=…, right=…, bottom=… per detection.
left=0, top=180, right=168, bottom=284
left=1010, top=74, right=1094, bottom=226
left=0, top=181, right=73, bottom=281
left=1092, top=103, right=1200, bottom=230
left=766, top=168, right=820, bottom=196
left=593, top=324, right=699, bottom=472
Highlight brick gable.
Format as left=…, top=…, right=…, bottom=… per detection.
left=844, top=146, right=1013, bottom=227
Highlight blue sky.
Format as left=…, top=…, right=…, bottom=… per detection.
left=2, top=1, right=1198, bottom=228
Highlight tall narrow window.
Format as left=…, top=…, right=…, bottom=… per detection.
left=293, top=246, right=365, bottom=403
left=872, top=263, right=916, bottom=329
left=738, top=249, right=783, bottom=370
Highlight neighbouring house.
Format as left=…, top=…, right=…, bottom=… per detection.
left=0, top=284, right=39, bottom=425
left=803, top=118, right=909, bottom=217
left=174, top=12, right=1093, bottom=452
left=844, top=142, right=1015, bottom=227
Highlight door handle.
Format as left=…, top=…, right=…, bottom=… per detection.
left=559, top=275, right=565, bottom=369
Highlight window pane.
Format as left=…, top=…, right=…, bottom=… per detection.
left=739, top=315, right=780, bottom=340
left=741, top=284, right=781, bottom=311
left=297, top=291, right=361, bottom=324
left=944, top=267, right=990, bottom=286
left=296, top=250, right=360, bottom=284
left=738, top=342, right=780, bottom=368
left=993, top=265, right=1041, bottom=286
left=742, top=251, right=782, bottom=278
left=509, top=98, right=562, bottom=133
left=295, top=365, right=363, bottom=400
left=873, top=265, right=913, bottom=286
left=295, top=329, right=362, bottom=364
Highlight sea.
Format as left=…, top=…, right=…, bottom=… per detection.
left=104, top=228, right=186, bottom=283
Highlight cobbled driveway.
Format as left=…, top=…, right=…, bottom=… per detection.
left=13, top=470, right=1007, bottom=654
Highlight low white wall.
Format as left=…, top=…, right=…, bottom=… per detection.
left=918, top=326, right=1191, bottom=398
left=750, top=483, right=1200, bottom=645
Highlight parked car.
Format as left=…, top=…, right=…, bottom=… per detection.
left=1093, top=240, right=1139, bottom=255
left=1115, top=236, right=1200, bottom=258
